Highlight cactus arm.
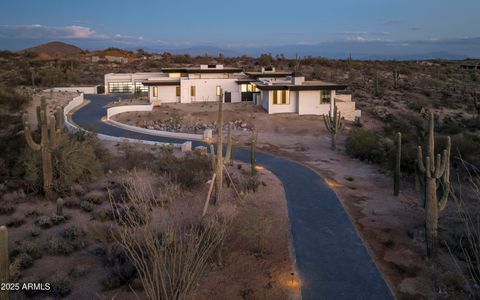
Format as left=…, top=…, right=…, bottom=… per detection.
left=417, top=146, right=425, bottom=173
left=427, top=112, right=435, bottom=173
left=23, top=113, right=41, bottom=151
left=438, top=137, right=451, bottom=211
left=55, top=106, right=64, bottom=130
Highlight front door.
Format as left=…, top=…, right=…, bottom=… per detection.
left=241, top=92, right=253, bottom=101
left=224, top=92, right=232, bottom=103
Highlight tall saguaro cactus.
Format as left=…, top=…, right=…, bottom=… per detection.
left=393, top=69, right=400, bottom=89
left=323, top=105, right=344, bottom=150
left=214, top=90, right=224, bottom=205
left=394, top=132, right=402, bottom=196
left=0, top=226, right=9, bottom=300
left=417, top=112, right=451, bottom=257
left=23, top=97, right=61, bottom=200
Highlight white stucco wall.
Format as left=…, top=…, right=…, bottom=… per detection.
left=149, top=86, right=179, bottom=104
left=179, top=78, right=241, bottom=103
left=263, top=90, right=297, bottom=114
left=297, top=90, right=332, bottom=116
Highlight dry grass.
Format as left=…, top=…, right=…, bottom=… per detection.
left=109, top=172, right=229, bottom=300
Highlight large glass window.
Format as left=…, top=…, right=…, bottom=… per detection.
left=191, top=85, right=196, bottom=97
left=176, top=86, right=181, bottom=97
left=273, top=90, right=289, bottom=105
left=134, top=82, right=148, bottom=93
left=152, top=87, right=158, bottom=97
left=108, top=82, right=133, bottom=93
left=216, top=85, right=222, bottom=96
left=320, top=90, right=331, bottom=104
left=241, top=84, right=259, bottom=92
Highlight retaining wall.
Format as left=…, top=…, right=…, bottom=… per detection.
left=106, top=104, right=207, bottom=141
left=44, top=86, right=98, bottom=94
left=62, top=93, right=191, bottom=150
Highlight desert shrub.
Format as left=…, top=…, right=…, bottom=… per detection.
left=239, top=174, right=261, bottom=193
left=450, top=133, right=480, bottom=166
left=448, top=164, right=480, bottom=298
left=35, top=216, right=53, bottom=229
left=0, top=84, right=31, bottom=110
left=92, top=207, right=115, bottom=221
left=0, top=204, right=15, bottom=215
left=345, top=128, right=392, bottom=164
left=233, top=204, right=272, bottom=255
left=80, top=200, right=94, bottom=212
left=156, top=152, right=211, bottom=187
left=6, top=217, right=25, bottom=228
left=47, top=237, right=75, bottom=255
left=49, top=275, right=73, bottom=297
left=407, top=98, right=429, bottom=112
left=14, top=240, right=43, bottom=260
left=101, top=245, right=137, bottom=290
left=0, top=114, right=25, bottom=177
left=18, top=134, right=102, bottom=194
left=63, top=196, right=81, bottom=208
left=110, top=178, right=228, bottom=299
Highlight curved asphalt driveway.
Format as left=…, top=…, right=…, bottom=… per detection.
left=73, top=95, right=393, bottom=300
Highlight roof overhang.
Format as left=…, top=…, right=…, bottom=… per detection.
left=162, top=67, right=243, bottom=74
left=256, top=83, right=347, bottom=91
left=142, top=80, right=180, bottom=86
left=245, top=72, right=293, bottom=78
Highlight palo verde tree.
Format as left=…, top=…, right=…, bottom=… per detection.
left=23, top=97, right=63, bottom=200
left=416, top=112, right=451, bottom=257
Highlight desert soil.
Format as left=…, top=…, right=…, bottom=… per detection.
left=1, top=140, right=300, bottom=300
left=113, top=101, right=442, bottom=299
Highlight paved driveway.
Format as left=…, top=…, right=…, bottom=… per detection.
left=72, top=95, right=393, bottom=300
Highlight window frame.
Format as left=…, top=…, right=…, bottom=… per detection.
left=191, top=85, right=196, bottom=97
left=176, top=86, right=181, bottom=97
left=320, top=90, right=331, bottom=104
left=152, top=87, right=158, bottom=97
left=272, top=90, right=289, bottom=105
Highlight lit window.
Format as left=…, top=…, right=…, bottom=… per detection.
left=273, top=90, right=289, bottom=105
left=176, top=86, right=181, bottom=97
left=216, top=85, right=222, bottom=96
left=169, top=73, right=182, bottom=78
left=320, top=90, right=331, bottom=104
left=191, top=85, right=196, bottom=97
left=241, top=84, right=247, bottom=92
left=152, top=87, right=158, bottom=97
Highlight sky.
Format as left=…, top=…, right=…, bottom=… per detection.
left=1, top=0, right=480, bottom=58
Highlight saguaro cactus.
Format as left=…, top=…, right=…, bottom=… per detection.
left=323, top=105, right=344, bottom=150
left=23, top=97, right=61, bottom=200
left=214, top=90, right=224, bottom=204
left=394, top=132, right=402, bottom=196
left=224, top=123, right=233, bottom=165
left=417, top=112, right=451, bottom=257
left=0, top=226, right=9, bottom=300
left=393, top=69, right=400, bottom=89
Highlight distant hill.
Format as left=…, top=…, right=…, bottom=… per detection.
left=86, top=47, right=134, bottom=59
left=21, top=41, right=83, bottom=59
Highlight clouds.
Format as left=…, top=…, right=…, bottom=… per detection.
left=0, top=24, right=108, bottom=39
left=338, top=31, right=391, bottom=42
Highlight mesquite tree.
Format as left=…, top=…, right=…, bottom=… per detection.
left=394, top=132, right=401, bottom=196
left=323, top=105, right=344, bottom=150
left=23, top=97, right=62, bottom=200
left=417, top=112, right=451, bottom=257
left=214, top=90, right=224, bottom=204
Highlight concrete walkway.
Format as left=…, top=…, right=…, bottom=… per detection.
left=72, top=94, right=394, bottom=300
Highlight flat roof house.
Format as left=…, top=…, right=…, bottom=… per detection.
left=103, top=65, right=360, bottom=120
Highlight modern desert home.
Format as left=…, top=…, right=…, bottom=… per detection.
left=104, top=65, right=360, bottom=120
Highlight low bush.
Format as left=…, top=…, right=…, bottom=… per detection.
left=18, top=134, right=102, bottom=194
left=156, top=152, right=211, bottom=187
left=345, top=128, right=393, bottom=164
